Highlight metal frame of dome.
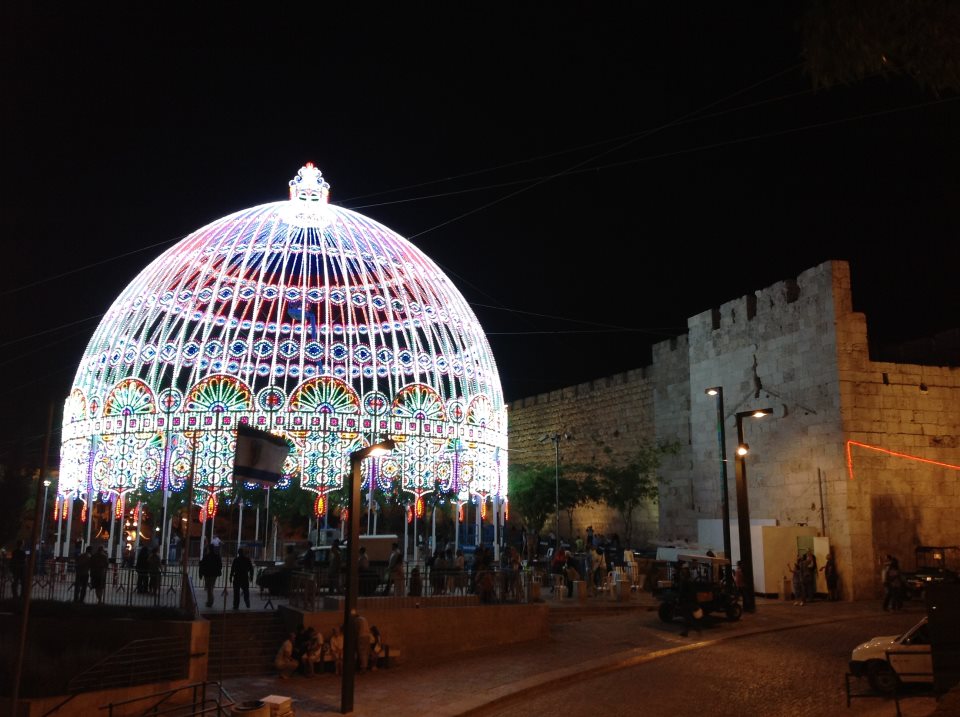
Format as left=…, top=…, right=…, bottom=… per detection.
left=57, top=163, right=508, bottom=557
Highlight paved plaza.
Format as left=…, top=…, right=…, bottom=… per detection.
left=216, top=595, right=956, bottom=717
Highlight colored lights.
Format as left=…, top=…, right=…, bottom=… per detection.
left=59, top=165, right=507, bottom=519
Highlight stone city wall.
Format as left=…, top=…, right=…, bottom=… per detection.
left=507, top=259, right=960, bottom=600
left=507, top=368, right=660, bottom=548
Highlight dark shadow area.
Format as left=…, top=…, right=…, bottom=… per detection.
left=0, top=599, right=194, bottom=697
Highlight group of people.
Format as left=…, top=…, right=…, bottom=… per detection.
left=424, top=546, right=468, bottom=595
left=787, top=548, right=841, bottom=605
left=198, top=539, right=255, bottom=610
left=72, top=544, right=110, bottom=603
left=788, top=548, right=819, bottom=605
left=275, top=617, right=384, bottom=679
left=549, top=543, right=614, bottom=597
left=134, top=545, right=164, bottom=594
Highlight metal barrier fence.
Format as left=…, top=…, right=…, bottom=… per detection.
left=286, top=564, right=547, bottom=610
left=2, top=559, right=185, bottom=609
left=101, top=681, right=234, bottom=717
left=1, top=558, right=557, bottom=611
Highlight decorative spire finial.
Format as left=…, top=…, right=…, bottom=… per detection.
left=289, top=162, right=331, bottom=204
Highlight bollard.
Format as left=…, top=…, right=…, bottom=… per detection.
left=553, top=574, right=565, bottom=599
left=530, top=576, right=542, bottom=602
left=608, top=573, right=622, bottom=602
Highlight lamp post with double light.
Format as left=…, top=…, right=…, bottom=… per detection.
left=541, top=433, right=570, bottom=555
left=704, top=388, right=732, bottom=585
left=734, top=407, right=773, bottom=613
left=341, top=438, right=395, bottom=715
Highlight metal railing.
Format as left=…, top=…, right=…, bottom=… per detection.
left=6, top=560, right=186, bottom=609
left=67, top=636, right=189, bottom=694
left=101, top=680, right=234, bottom=717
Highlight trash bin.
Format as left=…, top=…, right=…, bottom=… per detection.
left=530, top=578, right=542, bottom=602
left=573, top=580, right=587, bottom=604
left=552, top=574, right=565, bottom=599
left=231, top=701, right=269, bottom=717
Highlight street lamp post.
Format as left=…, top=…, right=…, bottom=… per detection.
left=733, top=407, right=773, bottom=613
left=40, top=479, right=51, bottom=555
left=542, top=433, right=569, bottom=555
left=705, top=388, right=732, bottom=584
left=341, top=437, right=395, bottom=715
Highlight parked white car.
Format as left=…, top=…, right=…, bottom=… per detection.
left=849, top=617, right=932, bottom=694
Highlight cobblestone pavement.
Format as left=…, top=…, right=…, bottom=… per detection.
left=220, top=594, right=954, bottom=716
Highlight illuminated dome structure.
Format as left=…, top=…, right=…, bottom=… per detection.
left=58, top=164, right=507, bottom=548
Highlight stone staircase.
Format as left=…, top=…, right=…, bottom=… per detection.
left=207, top=611, right=286, bottom=679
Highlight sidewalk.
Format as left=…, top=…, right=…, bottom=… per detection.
left=218, top=592, right=950, bottom=716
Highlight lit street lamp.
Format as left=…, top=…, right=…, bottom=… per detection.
left=734, top=407, right=774, bottom=613
left=705, top=388, right=732, bottom=585
left=342, top=437, right=395, bottom=715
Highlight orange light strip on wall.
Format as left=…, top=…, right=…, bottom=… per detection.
left=846, top=440, right=960, bottom=480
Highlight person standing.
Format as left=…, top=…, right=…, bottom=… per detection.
left=384, top=542, right=404, bottom=596
left=593, top=546, right=607, bottom=592
left=230, top=547, right=254, bottom=609
left=358, top=545, right=376, bottom=596
left=550, top=545, right=567, bottom=593
left=355, top=612, right=373, bottom=671
left=675, top=562, right=702, bottom=637
left=734, top=560, right=745, bottom=596
left=135, top=544, right=150, bottom=593
left=10, top=540, right=26, bottom=600
left=801, top=548, right=817, bottom=603
left=821, top=552, right=840, bottom=601
left=168, top=533, right=181, bottom=564
left=452, top=548, right=466, bottom=594
left=789, top=556, right=804, bottom=605
left=147, top=546, right=162, bottom=595
left=74, top=546, right=92, bottom=603
left=199, top=540, right=222, bottom=608
left=584, top=545, right=596, bottom=596
left=90, top=546, right=109, bottom=604
left=883, top=556, right=904, bottom=611
left=328, top=540, right=342, bottom=594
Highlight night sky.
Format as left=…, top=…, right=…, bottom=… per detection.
left=4, top=6, right=960, bottom=463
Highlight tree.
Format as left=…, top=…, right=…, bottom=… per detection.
left=265, top=479, right=315, bottom=538
left=558, top=471, right=601, bottom=541
left=799, top=1, right=960, bottom=93
left=592, top=442, right=679, bottom=548
left=507, top=463, right=556, bottom=535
